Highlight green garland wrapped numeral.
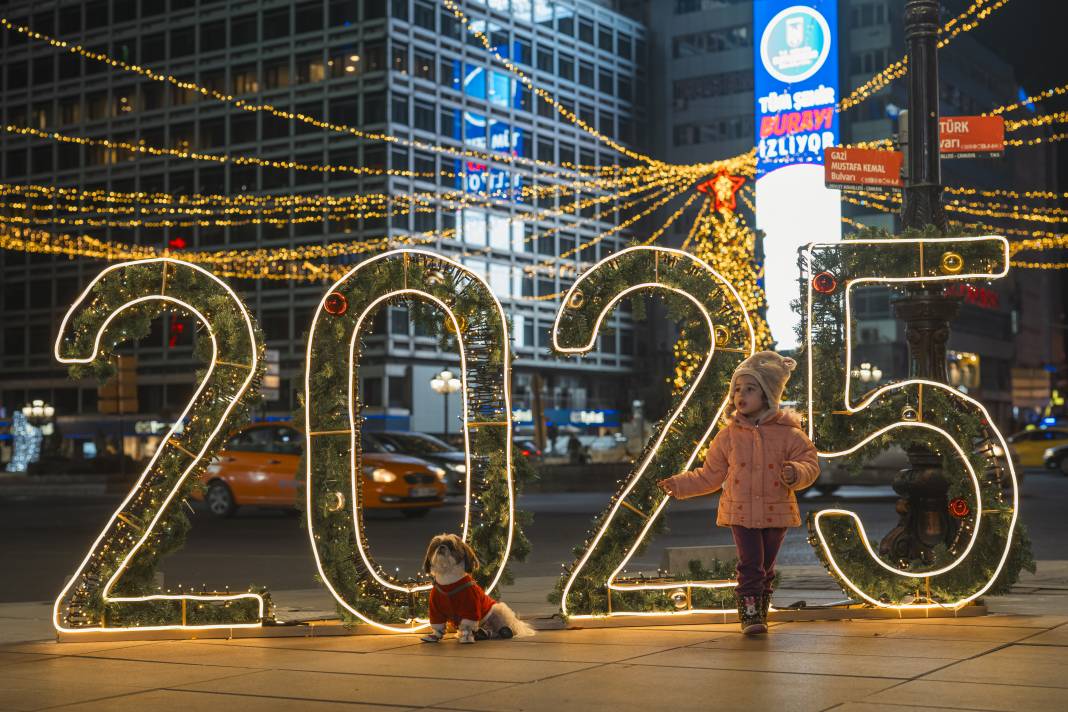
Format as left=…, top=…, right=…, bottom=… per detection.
left=302, top=249, right=521, bottom=630
left=54, top=258, right=269, bottom=632
left=550, top=246, right=754, bottom=618
left=798, top=228, right=1034, bottom=607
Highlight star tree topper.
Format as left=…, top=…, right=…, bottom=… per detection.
left=697, top=170, right=746, bottom=214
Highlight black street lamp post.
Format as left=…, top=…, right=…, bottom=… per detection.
left=879, top=0, right=960, bottom=566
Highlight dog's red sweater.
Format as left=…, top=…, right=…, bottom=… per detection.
left=429, top=575, right=497, bottom=625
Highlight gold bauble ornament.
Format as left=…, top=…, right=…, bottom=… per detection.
left=713, top=325, right=730, bottom=347
left=567, top=289, right=585, bottom=309
left=901, top=406, right=919, bottom=421
left=940, top=251, right=964, bottom=275
left=444, top=315, right=467, bottom=334
left=326, top=491, right=345, bottom=512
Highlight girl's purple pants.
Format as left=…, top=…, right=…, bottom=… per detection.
left=730, top=525, right=788, bottom=597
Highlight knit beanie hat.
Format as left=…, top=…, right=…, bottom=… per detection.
left=730, top=350, right=797, bottom=413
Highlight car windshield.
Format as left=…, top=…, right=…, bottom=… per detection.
left=360, top=433, right=393, bottom=454
left=383, top=432, right=454, bottom=454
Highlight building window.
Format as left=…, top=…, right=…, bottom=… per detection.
left=232, top=65, right=259, bottom=95
left=201, top=20, right=226, bottom=52
left=558, top=53, right=573, bottom=81
left=537, top=48, right=553, bottom=73
left=414, top=1, right=435, bottom=30
left=140, top=33, right=165, bottom=65
left=329, top=50, right=361, bottom=78
left=673, top=70, right=754, bottom=107
left=295, top=1, right=322, bottom=33
left=86, top=92, right=108, bottom=120
left=141, top=84, right=164, bottom=111
left=365, top=42, right=386, bottom=72
left=59, top=54, right=81, bottom=81
left=579, top=62, right=594, bottom=88
left=392, top=42, right=409, bottom=74
left=265, top=60, right=291, bottom=89
left=32, top=56, right=54, bottom=87
left=414, top=102, right=435, bottom=132
left=60, top=99, right=81, bottom=125
left=364, top=93, right=386, bottom=124
left=392, top=94, right=409, bottom=124
left=364, top=377, right=383, bottom=406
left=169, top=26, right=195, bottom=57
left=414, top=51, right=435, bottom=81
left=7, top=62, right=27, bottom=91
left=297, top=53, right=326, bottom=84
left=672, top=26, right=751, bottom=59
left=231, top=14, right=258, bottom=46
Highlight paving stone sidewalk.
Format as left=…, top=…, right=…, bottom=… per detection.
left=2, top=564, right=1067, bottom=712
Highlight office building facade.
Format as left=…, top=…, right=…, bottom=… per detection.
left=0, top=0, right=651, bottom=453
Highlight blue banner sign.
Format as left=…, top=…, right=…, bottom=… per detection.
left=754, top=1, right=840, bottom=178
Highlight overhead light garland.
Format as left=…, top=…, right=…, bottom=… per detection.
left=0, top=17, right=653, bottom=179
left=838, top=0, right=1014, bottom=112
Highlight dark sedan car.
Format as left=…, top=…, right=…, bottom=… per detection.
left=367, top=431, right=467, bottom=494
left=1042, top=442, right=1068, bottom=474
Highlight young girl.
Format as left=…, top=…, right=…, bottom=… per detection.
left=659, top=351, right=819, bottom=635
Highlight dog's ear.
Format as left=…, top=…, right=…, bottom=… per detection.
left=461, top=540, right=480, bottom=572
left=423, top=535, right=443, bottom=573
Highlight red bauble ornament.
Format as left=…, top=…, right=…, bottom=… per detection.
left=948, top=498, right=970, bottom=518
left=812, top=271, right=838, bottom=294
left=324, top=292, right=348, bottom=316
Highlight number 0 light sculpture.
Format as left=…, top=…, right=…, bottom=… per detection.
left=303, top=249, right=514, bottom=631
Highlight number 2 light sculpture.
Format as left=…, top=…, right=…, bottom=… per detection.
left=552, top=246, right=755, bottom=619
left=53, top=259, right=267, bottom=633
left=803, top=235, right=1019, bottom=609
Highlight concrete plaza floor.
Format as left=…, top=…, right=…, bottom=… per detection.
left=2, top=565, right=1068, bottom=712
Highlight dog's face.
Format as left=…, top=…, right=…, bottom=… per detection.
left=423, top=533, right=479, bottom=579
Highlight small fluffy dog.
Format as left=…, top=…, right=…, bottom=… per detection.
left=421, top=533, right=534, bottom=643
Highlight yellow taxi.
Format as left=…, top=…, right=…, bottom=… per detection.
left=1007, top=427, right=1068, bottom=468
left=194, top=423, right=447, bottom=518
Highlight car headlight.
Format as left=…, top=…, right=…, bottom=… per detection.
left=1044, top=448, right=1055, bottom=460
left=429, top=465, right=447, bottom=483
left=446, top=463, right=467, bottom=474
left=363, top=466, right=396, bottom=483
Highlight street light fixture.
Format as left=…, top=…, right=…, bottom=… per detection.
left=851, top=363, right=883, bottom=384
left=430, top=369, right=462, bottom=438
left=22, top=399, right=55, bottom=421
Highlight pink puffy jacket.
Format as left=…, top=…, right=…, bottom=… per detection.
left=663, top=409, right=820, bottom=528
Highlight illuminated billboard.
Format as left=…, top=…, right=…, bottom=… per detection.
left=454, top=61, right=525, bottom=200
left=754, top=1, right=841, bottom=349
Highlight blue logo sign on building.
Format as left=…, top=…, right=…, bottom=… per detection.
left=754, top=2, right=840, bottom=177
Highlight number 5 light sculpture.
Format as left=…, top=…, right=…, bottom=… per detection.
left=803, top=235, right=1019, bottom=609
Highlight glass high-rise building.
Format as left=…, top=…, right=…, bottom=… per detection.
left=0, top=0, right=652, bottom=450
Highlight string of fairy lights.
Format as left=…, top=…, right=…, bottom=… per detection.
left=838, top=0, right=1014, bottom=111
left=0, top=0, right=1065, bottom=288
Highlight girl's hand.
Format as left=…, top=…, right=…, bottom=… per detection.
left=657, top=479, right=675, bottom=497
left=781, top=464, right=798, bottom=486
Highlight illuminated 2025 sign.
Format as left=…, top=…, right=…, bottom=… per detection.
left=51, top=241, right=1018, bottom=635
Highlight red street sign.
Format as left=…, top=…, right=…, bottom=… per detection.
left=940, top=115, right=1005, bottom=158
left=823, top=147, right=903, bottom=190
